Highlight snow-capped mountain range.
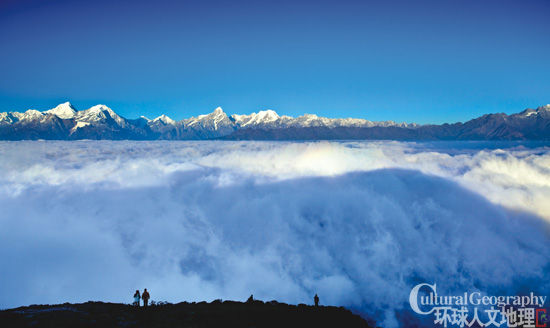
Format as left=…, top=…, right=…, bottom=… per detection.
left=1, top=102, right=549, bottom=140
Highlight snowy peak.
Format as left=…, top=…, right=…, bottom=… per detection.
left=232, top=109, right=280, bottom=127
left=0, top=111, right=17, bottom=125
left=17, top=109, right=44, bottom=121
left=518, top=105, right=550, bottom=118
left=187, top=107, right=231, bottom=129
left=520, top=108, right=538, bottom=117
left=302, top=113, right=318, bottom=119
left=197, top=107, right=226, bottom=119
left=258, top=109, right=279, bottom=118
left=152, top=114, right=176, bottom=125
left=178, top=107, right=235, bottom=139
left=534, top=104, right=550, bottom=119
left=45, top=102, right=77, bottom=119
left=249, top=110, right=279, bottom=125
left=75, top=104, right=127, bottom=127
left=87, top=104, right=112, bottom=114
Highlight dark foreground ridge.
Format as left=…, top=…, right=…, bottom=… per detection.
left=0, top=300, right=373, bottom=328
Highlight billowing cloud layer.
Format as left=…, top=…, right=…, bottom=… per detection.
left=0, top=141, right=548, bottom=327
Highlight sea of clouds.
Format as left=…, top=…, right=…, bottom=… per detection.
left=0, top=140, right=549, bottom=327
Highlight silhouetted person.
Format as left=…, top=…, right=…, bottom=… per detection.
left=314, top=294, right=319, bottom=307
left=142, top=288, right=150, bottom=307
left=133, top=290, right=141, bottom=306
left=247, top=294, right=254, bottom=303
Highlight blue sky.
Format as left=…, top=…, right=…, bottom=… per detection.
left=0, top=0, right=549, bottom=124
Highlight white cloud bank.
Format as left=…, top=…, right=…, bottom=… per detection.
left=0, top=140, right=548, bottom=327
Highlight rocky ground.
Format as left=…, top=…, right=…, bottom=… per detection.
left=0, top=299, right=374, bottom=328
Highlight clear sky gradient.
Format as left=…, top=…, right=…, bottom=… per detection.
left=0, top=0, right=549, bottom=123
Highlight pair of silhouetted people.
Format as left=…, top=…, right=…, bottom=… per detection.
left=133, top=289, right=150, bottom=307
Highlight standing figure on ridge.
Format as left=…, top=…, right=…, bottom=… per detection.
left=133, top=290, right=141, bottom=306
left=314, top=294, right=319, bottom=307
left=142, top=288, right=150, bottom=307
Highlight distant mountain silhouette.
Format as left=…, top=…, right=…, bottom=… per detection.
left=0, top=300, right=373, bottom=328
left=1, top=102, right=549, bottom=140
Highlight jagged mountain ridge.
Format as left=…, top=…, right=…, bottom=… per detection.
left=0, top=102, right=549, bottom=140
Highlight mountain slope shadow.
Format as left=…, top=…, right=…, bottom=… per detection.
left=167, top=168, right=550, bottom=327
